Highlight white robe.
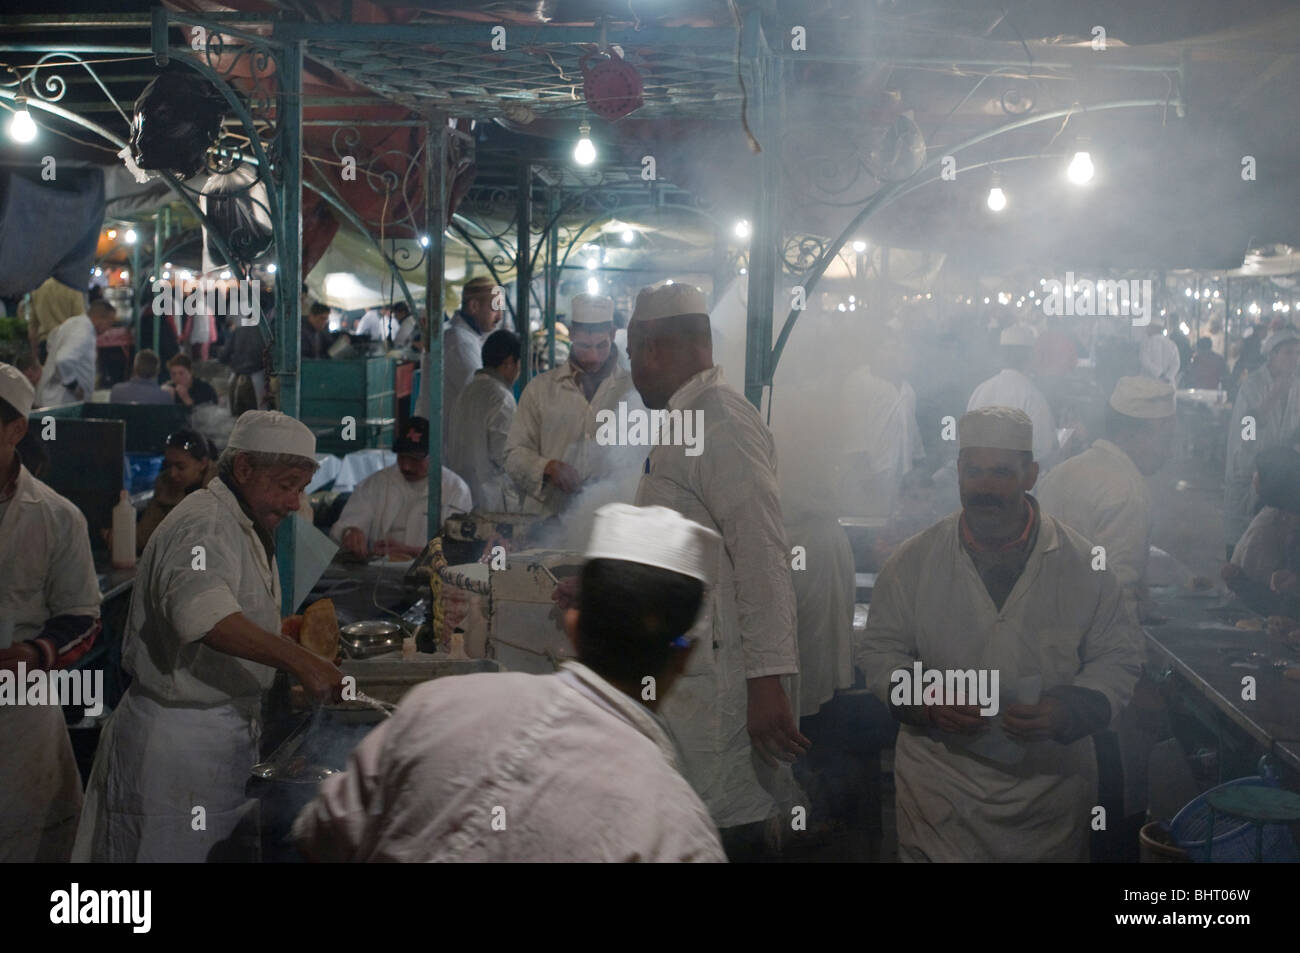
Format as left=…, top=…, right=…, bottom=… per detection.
left=0, top=465, right=100, bottom=862
left=36, top=313, right=96, bottom=407
left=290, top=662, right=725, bottom=862
left=74, top=477, right=282, bottom=862
left=1224, top=365, right=1300, bottom=545
left=446, top=369, right=518, bottom=512
left=441, top=312, right=485, bottom=437
left=841, top=366, right=908, bottom=520
left=635, top=366, right=800, bottom=829
left=1139, top=333, right=1181, bottom=385
left=1036, top=439, right=1152, bottom=626
left=967, top=368, right=1057, bottom=464
left=330, top=463, right=472, bottom=549
left=857, top=510, right=1142, bottom=862
left=504, top=358, right=643, bottom=517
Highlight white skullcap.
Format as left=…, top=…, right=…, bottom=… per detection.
left=999, top=324, right=1036, bottom=348
left=1110, top=376, right=1175, bottom=419
left=569, top=293, right=615, bottom=326
left=959, top=406, right=1034, bottom=453
left=0, top=362, right=34, bottom=418
left=585, top=503, right=720, bottom=585
left=227, top=410, right=317, bottom=462
left=1262, top=328, right=1300, bottom=355
left=630, top=282, right=709, bottom=324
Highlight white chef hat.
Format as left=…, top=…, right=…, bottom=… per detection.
left=0, top=362, right=34, bottom=418
left=999, top=324, right=1036, bottom=348
left=585, top=503, right=720, bottom=585
left=227, top=410, right=317, bottom=463
left=569, top=293, right=615, bottom=326
left=1262, top=327, right=1300, bottom=355
left=1109, top=376, right=1176, bottom=419
left=630, top=282, right=709, bottom=324
left=959, top=406, right=1034, bottom=453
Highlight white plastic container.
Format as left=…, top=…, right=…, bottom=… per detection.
left=111, top=490, right=136, bottom=569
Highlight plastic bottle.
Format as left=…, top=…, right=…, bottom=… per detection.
left=111, top=490, right=136, bottom=569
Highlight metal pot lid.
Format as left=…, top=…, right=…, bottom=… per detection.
left=341, top=620, right=402, bottom=639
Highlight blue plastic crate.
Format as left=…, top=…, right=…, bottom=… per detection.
left=1171, top=772, right=1300, bottom=863
left=124, top=453, right=163, bottom=495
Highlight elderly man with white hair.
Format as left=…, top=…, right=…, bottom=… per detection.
left=626, top=281, right=805, bottom=860
left=858, top=406, right=1141, bottom=862
left=74, top=410, right=344, bottom=863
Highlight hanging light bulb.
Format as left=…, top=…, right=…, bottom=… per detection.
left=586, top=277, right=599, bottom=294
left=734, top=220, right=751, bottom=239
left=8, top=97, right=37, bottom=143
left=986, top=170, right=1007, bottom=212
left=124, top=228, right=138, bottom=244
left=107, top=228, right=117, bottom=240
left=852, top=240, right=867, bottom=253
left=622, top=229, right=635, bottom=243
left=1067, top=150, right=1095, bottom=185
left=573, top=122, right=596, bottom=165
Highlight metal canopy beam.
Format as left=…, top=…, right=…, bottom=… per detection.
left=425, top=115, right=448, bottom=535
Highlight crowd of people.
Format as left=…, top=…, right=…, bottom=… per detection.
left=4, top=265, right=1299, bottom=864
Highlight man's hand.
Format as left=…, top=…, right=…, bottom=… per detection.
left=926, top=704, right=986, bottom=735
left=0, top=642, right=40, bottom=673
left=174, top=382, right=193, bottom=406
left=543, top=459, right=582, bottom=494
left=294, top=651, right=344, bottom=704
left=1003, top=696, right=1068, bottom=743
left=340, top=527, right=368, bottom=558
left=1270, top=569, right=1298, bottom=594
left=746, top=676, right=810, bottom=766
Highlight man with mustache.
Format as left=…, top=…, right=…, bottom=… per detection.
left=858, top=406, right=1142, bottom=861
left=75, top=411, right=344, bottom=862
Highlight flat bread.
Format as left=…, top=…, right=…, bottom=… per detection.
left=301, top=599, right=340, bottom=659
left=1235, top=618, right=1265, bottom=631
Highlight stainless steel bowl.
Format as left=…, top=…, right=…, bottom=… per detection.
left=340, top=619, right=404, bottom=658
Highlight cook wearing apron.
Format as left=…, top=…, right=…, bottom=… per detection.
left=0, top=363, right=101, bottom=862
left=74, top=411, right=342, bottom=862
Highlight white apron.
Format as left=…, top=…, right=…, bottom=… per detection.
left=72, top=692, right=261, bottom=863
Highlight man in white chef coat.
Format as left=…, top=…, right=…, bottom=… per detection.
left=968, top=324, right=1057, bottom=466
left=1225, top=328, right=1300, bottom=557
left=74, top=411, right=345, bottom=862
left=627, top=281, right=806, bottom=859
left=292, top=503, right=727, bottom=862
left=1037, top=376, right=1176, bottom=624
left=0, top=363, right=101, bottom=862
left=33, top=299, right=116, bottom=408
left=447, top=329, right=521, bottom=512
left=505, top=293, right=643, bottom=518
left=331, top=417, right=473, bottom=559
left=1138, top=320, right=1182, bottom=385
left=858, top=406, right=1142, bottom=862
left=442, top=276, right=504, bottom=442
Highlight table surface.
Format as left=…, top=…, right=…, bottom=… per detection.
left=1143, top=585, right=1300, bottom=772
left=96, top=565, right=136, bottom=601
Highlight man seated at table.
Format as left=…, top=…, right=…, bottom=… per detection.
left=1222, top=444, right=1300, bottom=620
left=110, top=349, right=171, bottom=404
left=302, top=302, right=335, bottom=359
left=162, top=352, right=219, bottom=409
left=137, top=428, right=217, bottom=552
left=330, top=417, right=472, bottom=559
